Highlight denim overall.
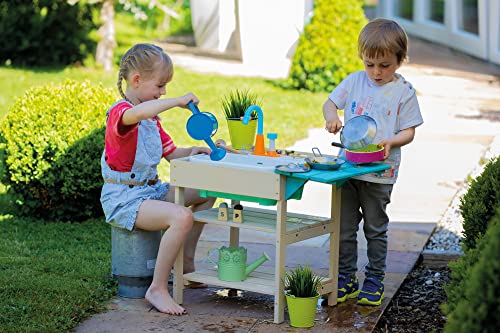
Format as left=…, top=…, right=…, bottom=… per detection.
left=100, top=103, right=170, bottom=231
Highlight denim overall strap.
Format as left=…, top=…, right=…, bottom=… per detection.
left=102, top=118, right=162, bottom=184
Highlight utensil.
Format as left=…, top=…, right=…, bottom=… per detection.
left=275, top=163, right=311, bottom=173
left=304, top=147, right=345, bottom=170
left=331, top=115, right=377, bottom=150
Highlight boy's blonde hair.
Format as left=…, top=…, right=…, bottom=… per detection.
left=117, top=43, right=173, bottom=104
left=358, top=18, right=408, bottom=64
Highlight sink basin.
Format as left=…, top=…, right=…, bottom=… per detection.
left=188, top=153, right=304, bottom=172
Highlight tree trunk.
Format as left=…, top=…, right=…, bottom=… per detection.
left=96, top=0, right=116, bottom=72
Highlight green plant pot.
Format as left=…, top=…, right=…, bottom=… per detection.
left=285, top=293, right=320, bottom=328
left=226, top=118, right=257, bottom=150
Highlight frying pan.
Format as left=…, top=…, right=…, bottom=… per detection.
left=304, top=147, right=345, bottom=170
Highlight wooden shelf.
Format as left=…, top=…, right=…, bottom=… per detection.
left=194, top=207, right=334, bottom=244
left=184, top=266, right=275, bottom=295
left=183, top=266, right=334, bottom=296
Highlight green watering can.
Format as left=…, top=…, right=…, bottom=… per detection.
left=207, top=246, right=270, bottom=282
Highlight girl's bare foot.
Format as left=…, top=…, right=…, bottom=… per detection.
left=145, top=286, right=186, bottom=315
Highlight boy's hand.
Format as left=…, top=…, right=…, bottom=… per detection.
left=325, top=116, right=343, bottom=134
left=377, top=140, right=392, bottom=159
left=178, top=93, right=199, bottom=109
left=323, top=99, right=342, bottom=134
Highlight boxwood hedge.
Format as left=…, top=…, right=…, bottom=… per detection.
left=287, top=0, right=367, bottom=92
left=0, top=80, right=116, bottom=221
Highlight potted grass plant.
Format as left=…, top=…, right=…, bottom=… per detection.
left=283, top=264, right=322, bottom=328
left=220, top=89, right=261, bottom=150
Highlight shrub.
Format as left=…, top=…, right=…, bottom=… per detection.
left=444, top=208, right=500, bottom=333
left=286, top=0, right=367, bottom=92
left=443, top=157, right=500, bottom=315
left=0, top=0, right=96, bottom=67
left=0, top=80, right=116, bottom=221
left=459, top=156, right=500, bottom=250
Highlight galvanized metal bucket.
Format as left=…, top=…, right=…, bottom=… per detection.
left=111, top=227, right=161, bottom=298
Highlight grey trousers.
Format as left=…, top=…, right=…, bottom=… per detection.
left=339, top=179, right=393, bottom=280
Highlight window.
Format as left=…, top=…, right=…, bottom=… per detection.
left=429, top=0, right=444, bottom=23
left=395, top=0, right=413, bottom=20
left=458, top=0, right=478, bottom=35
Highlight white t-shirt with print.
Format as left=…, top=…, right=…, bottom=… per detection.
left=329, top=71, right=424, bottom=184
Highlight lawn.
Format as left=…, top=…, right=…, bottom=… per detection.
left=0, top=46, right=328, bottom=333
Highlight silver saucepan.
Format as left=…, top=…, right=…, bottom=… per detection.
left=331, top=115, right=377, bottom=150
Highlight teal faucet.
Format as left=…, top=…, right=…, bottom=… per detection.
left=242, top=105, right=266, bottom=155
left=242, top=105, right=264, bottom=134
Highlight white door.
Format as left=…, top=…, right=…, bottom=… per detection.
left=377, top=0, right=499, bottom=65
left=489, top=0, right=500, bottom=64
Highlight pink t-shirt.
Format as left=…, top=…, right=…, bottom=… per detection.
left=104, top=101, right=176, bottom=172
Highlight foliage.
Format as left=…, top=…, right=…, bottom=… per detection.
left=443, top=157, right=500, bottom=316
left=444, top=209, right=500, bottom=333
left=459, top=156, right=500, bottom=250
left=0, top=0, right=97, bottom=67
left=284, top=264, right=322, bottom=298
left=0, top=216, right=115, bottom=333
left=0, top=80, right=116, bottom=221
left=286, top=0, right=367, bottom=92
left=220, top=89, right=261, bottom=119
left=115, top=0, right=192, bottom=36
left=442, top=242, right=482, bottom=315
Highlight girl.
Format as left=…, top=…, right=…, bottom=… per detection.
left=100, top=43, right=215, bottom=315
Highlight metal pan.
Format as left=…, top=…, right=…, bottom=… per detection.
left=305, top=148, right=345, bottom=170
left=331, top=115, right=377, bottom=150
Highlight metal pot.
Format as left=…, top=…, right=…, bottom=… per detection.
left=331, top=115, right=377, bottom=150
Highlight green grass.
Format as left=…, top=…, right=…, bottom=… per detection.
left=0, top=216, right=115, bottom=333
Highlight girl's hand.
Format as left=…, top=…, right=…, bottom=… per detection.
left=190, top=146, right=211, bottom=156
left=178, top=93, right=200, bottom=109
left=377, top=140, right=392, bottom=159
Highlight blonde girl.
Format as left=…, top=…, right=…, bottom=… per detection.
left=100, top=43, right=215, bottom=315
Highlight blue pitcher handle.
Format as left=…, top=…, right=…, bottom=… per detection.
left=207, top=247, right=219, bottom=267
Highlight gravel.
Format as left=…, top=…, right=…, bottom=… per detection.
left=374, top=263, right=451, bottom=333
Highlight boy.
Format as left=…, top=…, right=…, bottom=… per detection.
left=323, top=18, right=424, bottom=306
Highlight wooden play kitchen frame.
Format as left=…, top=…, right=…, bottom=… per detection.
left=170, top=155, right=389, bottom=323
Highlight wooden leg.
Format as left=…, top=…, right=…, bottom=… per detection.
left=274, top=177, right=287, bottom=323
left=328, top=184, right=341, bottom=306
left=173, top=187, right=185, bottom=304
left=229, top=200, right=240, bottom=247
left=229, top=227, right=240, bottom=247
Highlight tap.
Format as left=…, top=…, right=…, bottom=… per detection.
left=242, top=105, right=266, bottom=156
left=242, top=105, right=263, bottom=135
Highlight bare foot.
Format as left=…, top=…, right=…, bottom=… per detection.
left=145, top=286, right=186, bottom=315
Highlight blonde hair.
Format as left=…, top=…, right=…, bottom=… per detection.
left=358, top=18, right=408, bottom=64
left=117, top=43, right=173, bottom=104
